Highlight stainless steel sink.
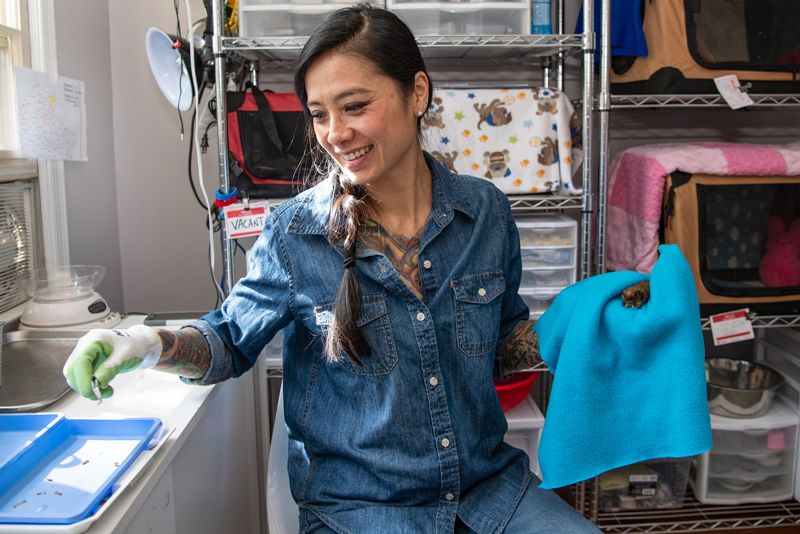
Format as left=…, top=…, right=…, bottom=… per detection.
left=0, top=330, right=84, bottom=412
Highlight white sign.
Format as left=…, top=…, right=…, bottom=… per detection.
left=709, top=308, right=755, bottom=346
left=15, top=67, right=87, bottom=161
left=223, top=201, right=269, bottom=239
left=714, top=74, right=754, bottom=110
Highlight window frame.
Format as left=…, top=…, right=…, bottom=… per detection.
left=0, top=0, right=69, bottom=274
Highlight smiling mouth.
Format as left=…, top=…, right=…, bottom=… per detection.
left=341, top=145, right=374, bottom=161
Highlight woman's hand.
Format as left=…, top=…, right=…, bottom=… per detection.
left=62, top=325, right=163, bottom=400
left=621, top=280, right=651, bottom=308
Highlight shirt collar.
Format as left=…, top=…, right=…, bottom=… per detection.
left=286, top=152, right=478, bottom=236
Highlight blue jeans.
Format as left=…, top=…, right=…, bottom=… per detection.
left=299, top=474, right=601, bottom=533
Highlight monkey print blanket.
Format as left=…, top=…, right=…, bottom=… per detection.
left=424, top=87, right=582, bottom=195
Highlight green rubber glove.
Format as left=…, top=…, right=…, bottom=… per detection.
left=63, top=325, right=162, bottom=400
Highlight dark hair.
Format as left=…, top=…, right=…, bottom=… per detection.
left=293, top=4, right=432, bottom=363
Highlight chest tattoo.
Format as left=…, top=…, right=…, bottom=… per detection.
left=361, top=220, right=424, bottom=299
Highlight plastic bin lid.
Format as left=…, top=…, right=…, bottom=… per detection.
left=710, top=397, right=798, bottom=430
left=514, top=214, right=576, bottom=227
left=505, top=395, right=545, bottom=430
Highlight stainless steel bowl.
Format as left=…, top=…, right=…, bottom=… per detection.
left=706, top=358, right=783, bottom=418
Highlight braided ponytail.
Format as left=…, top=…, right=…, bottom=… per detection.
left=325, top=175, right=371, bottom=363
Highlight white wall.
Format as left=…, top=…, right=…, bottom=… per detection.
left=57, top=0, right=232, bottom=314
left=54, top=0, right=123, bottom=311
left=107, top=0, right=227, bottom=313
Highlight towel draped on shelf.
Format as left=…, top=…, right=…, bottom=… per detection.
left=606, top=141, right=800, bottom=273
left=424, top=87, right=583, bottom=195
left=534, top=244, right=713, bottom=489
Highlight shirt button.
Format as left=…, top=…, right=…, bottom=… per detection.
left=441, top=437, right=450, bottom=448
left=478, top=287, right=487, bottom=297
left=416, top=311, right=425, bottom=321
left=429, top=376, right=439, bottom=387
left=423, top=259, right=432, bottom=269
left=445, top=493, right=454, bottom=501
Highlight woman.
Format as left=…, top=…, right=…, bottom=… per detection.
left=64, top=5, right=605, bottom=532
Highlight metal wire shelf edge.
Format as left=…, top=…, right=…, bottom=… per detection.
left=222, top=34, right=583, bottom=51
left=262, top=194, right=581, bottom=212
left=701, top=314, right=800, bottom=330
left=596, top=501, right=800, bottom=520
left=609, top=94, right=800, bottom=109
left=588, top=486, right=800, bottom=532
left=598, top=521, right=800, bottom=534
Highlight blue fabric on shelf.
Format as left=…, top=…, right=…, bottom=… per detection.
left=575, top=0, right=648, bottom=60
left=534, top=244, right=712, bottom=489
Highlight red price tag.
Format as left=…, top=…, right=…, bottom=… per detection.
left=709, top=308, right=755, bottom=346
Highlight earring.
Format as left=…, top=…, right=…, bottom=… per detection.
left=416, top=109, right=425, bottom=117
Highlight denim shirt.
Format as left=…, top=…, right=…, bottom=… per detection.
left=191, top=154, right=532, bottom=533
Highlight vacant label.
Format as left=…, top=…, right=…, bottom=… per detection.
left=224, top=201, right=270, bottom=239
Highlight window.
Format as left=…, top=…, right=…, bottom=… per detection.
left=0, top=1, right=39, bottom=315
left=0, top=0, right=29, bottom=157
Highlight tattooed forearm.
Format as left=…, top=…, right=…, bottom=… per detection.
left=153, top=328, right=211, bottom=379
left=497, top=320, right=541, bottom=378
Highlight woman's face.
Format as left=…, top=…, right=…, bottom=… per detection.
left=305, top=52, right=428, bottom=187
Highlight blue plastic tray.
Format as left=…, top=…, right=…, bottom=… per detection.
left=0, top=414, right=63, bottom=474
left=0, top=416, right=161, bottom=525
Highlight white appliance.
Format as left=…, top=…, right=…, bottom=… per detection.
left=19, top=265, right=122, bottom=331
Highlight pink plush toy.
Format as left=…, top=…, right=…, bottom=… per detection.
left=759, top=216, right=800, bottom=288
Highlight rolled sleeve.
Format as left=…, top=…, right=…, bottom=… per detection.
left=185, top=217, right=295, bottom=385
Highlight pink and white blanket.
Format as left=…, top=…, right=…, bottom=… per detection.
left=606, top=141, right=800, bottom=273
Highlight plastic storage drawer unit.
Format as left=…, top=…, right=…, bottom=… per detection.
left=691, top=399, right=797, bottom=504
left=597, top=458, right=693, bottom=511
left=503, top=394, right=545, bottom=478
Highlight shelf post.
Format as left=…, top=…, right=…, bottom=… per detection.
left=579, top=0, right=595, bottom=280
left=212, top=0, right=236, bottom=295
left=595, top=0, right=611, bottom=275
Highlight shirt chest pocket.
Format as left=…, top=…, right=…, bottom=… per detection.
left=314, top=294, right=398, bottom=376
left=451, top=271, right=506, bottom=357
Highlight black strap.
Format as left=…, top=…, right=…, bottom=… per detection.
left=245, top=81, right=287, bottom=156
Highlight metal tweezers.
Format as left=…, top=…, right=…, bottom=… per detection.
left=91, top=377, right=103, bottom=404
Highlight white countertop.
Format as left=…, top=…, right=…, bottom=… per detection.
left=1, top=317, right=223, bottom=534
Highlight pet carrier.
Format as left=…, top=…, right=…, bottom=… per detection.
left=611, top=0, right=800, bottom=94
left=662, top=172, right=800, bottom=315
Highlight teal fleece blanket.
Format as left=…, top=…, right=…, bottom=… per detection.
left=534, top=244, right=712, bottom=489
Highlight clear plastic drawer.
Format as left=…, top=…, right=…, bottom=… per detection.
left=391, top=5, right=527, bottom=35
left=519, top=267, right=575, bottom=290
left=704, top=473, right=793, bottom=503
left=239, top=9, right=294, bottom=37
left=708, top=451, right=794, bottom=480
left=516, top=214, right=577, bottom=247
left=239, top=1, right=382, bottom=37
left=519, top=288, right=559, bottom=314
left=711, top=425, right=795, bottom=455
left=520, top=247, right=575, bottom=269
